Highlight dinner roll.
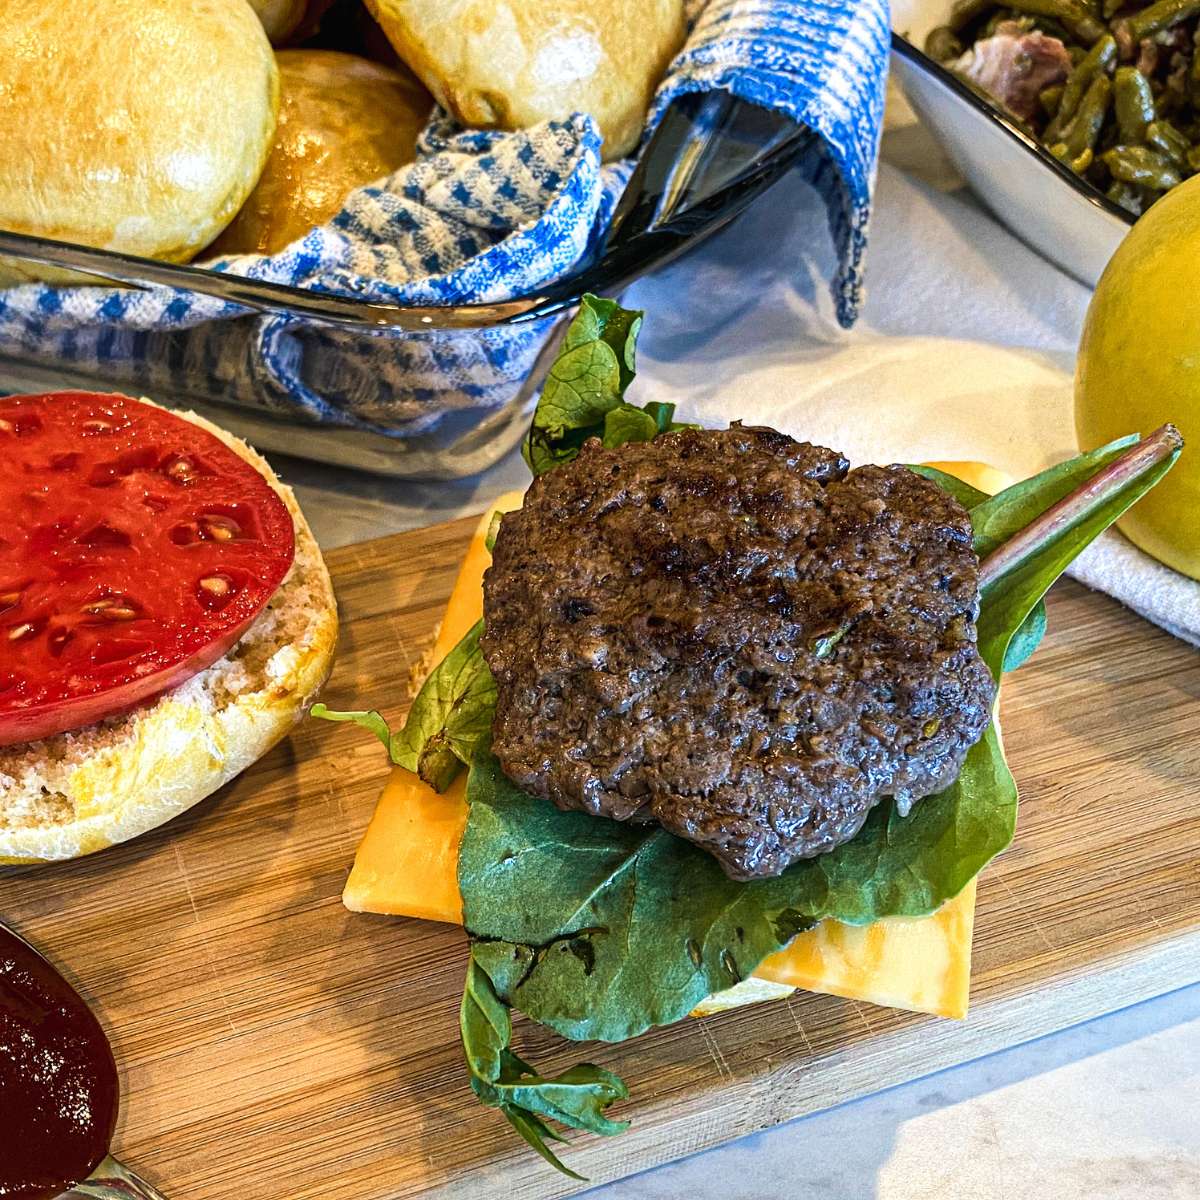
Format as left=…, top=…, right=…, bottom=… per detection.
left=208, top=50, right=432, bottom=258
left=363, top=0, right=686, bottom=160
left=248, top=0, right=333, bottom=45
left=0, top=401, right=338, bottom=865
left=0, top=1, right=278, bottom=265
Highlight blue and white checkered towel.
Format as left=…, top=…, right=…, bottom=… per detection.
left=0, top=0, right=889, bottom=437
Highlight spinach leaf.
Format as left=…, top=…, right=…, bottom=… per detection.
left=484, top=511, right=504, bottom=553
left=909, top=463, right=1046, bottom=672
left=463, top=723, right=1011, bottom=1041
left=523, top=295, right=642, bottom=476
left=999, top=601, right=1047, bottom=673
left=602, top=403, right=658, bottom=447
left=971, top=432, right=1180, bottom=674
left=909, top=463, right=990, bottom=509
left=461, top=954, right=628, bottom=1179
left=309, top=704, right=393, bottom=752
left=312, top=620, right=494, bottom=792
left=969, top=436, right=1136, bottom=559
left=523, top=295, right=692, bottom=474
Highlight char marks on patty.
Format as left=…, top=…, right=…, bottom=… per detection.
left=481, top=425, right=996, bottom=881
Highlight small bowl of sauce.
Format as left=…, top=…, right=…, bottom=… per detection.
left=0, top=924, right=124, bottom=1199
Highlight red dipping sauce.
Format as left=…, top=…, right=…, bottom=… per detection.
left=0, top=925, right=119, bottom=1199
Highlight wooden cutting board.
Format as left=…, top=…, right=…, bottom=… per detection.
left=2, top=515, right=1198, bottom=1200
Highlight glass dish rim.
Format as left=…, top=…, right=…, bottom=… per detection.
left=0, top=227, right=566, bottom=333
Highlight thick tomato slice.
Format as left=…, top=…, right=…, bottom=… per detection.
left=0, top=392, right=296, bottom=746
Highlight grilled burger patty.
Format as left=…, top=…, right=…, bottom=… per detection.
left=481, top=425, right=997, bottom=881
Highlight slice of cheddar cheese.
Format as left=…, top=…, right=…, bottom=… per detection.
left=345, top=484, right=988, bottom=1021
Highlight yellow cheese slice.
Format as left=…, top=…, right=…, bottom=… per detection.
left=923, top=460, right=1015, bottom=496
left=345, top=481, right=991, bottom=1020
left=343, top=769, right=467, bottom=923
left=754, top=879, right=975, bottom=1018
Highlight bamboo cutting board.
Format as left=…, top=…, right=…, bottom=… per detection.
left=2, top=515, right=1199, bottom=1200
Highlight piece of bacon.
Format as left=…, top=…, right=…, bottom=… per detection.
left=952, top=23, right=1074, bottom=121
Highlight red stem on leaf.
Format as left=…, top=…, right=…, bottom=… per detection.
left=979, top=424, right=1183, bottom=591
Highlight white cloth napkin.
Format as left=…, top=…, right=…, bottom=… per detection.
left=621, top=89, right=1200, bottom=646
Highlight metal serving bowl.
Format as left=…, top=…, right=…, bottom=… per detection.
left=891, top=0, right=1135, bottom=287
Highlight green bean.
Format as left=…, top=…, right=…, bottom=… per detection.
left=1040, top=83, right=1067, bottom=117
left=1146, top=119, right=1193, bottom=163
left=1008, top=0, right=1108, bottom=42
left=1026, top=14, right=1074, bottom=38
left=1156, top=88, right=1180, bottom=120
left=1105, top=180, right=1144, bottom=214
left=1124, top=0, right=1200, bottom=45
left=948, top=0, right=996, bottom=31
left=1072, top=11, right=1109, bottom=41
left=925, top=25, right=964, bottom=60
left=1114, top=67, right=1156, bottom=142
left=1049, top=141, right=1094, bottom=172
left=1063, top=75, right=1114, bottom=157
left=946, top=0, right=1200, bottom=206
left=1046, top=35, right=1117, bottom=142
left=1102, top=144, right=1184, bottom=188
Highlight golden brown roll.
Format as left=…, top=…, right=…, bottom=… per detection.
left=363, top=0, right=686, bottom=160
left=248, top=0, right=333, bottom=45
left=0, top=1, right=278, bottom=265
left=208, top=50, right=433, bottom=258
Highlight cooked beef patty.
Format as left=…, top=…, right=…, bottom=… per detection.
left=481, top=425, right=996, bottom=881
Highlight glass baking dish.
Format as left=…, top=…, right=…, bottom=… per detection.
left=0, top=228, right=577, bottom=479
left=0, top=93, right=809, bottom=477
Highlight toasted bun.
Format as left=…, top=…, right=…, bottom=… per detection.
left=0, top=0, right=278, bottom=267
left=363, top=0, right=686, bottom=160
left=208, top=50, right=432, bottom=258
left=0, top=401, right=338, bottom=864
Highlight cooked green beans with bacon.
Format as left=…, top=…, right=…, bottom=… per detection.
left=925, top=0, right=1200, bottom=214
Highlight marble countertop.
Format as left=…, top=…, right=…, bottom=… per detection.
left=586, top=985, right=1200, bottom=1200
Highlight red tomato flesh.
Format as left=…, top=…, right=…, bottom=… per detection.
left=0, top=392, right=296, bottom=747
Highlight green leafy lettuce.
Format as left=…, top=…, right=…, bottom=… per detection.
left=312, top=620, right=494, bottom=792
left=523, top=294, right=692, bottom=475
left=970, top=435, right=1177, bottom=671
left=463, top=729, right=1011, bottom=1041
left=461, top=956, right=628, bottom=1179
left=910, top=464, right=1046, bottom=674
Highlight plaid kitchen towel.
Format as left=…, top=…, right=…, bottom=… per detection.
left=0, top=0, right=890, bottom=436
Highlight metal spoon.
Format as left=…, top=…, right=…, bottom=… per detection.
left=62, top=1158, right=167, bottom=1200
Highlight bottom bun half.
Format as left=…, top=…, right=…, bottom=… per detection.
left=0, top=400, right=338, bottom=863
